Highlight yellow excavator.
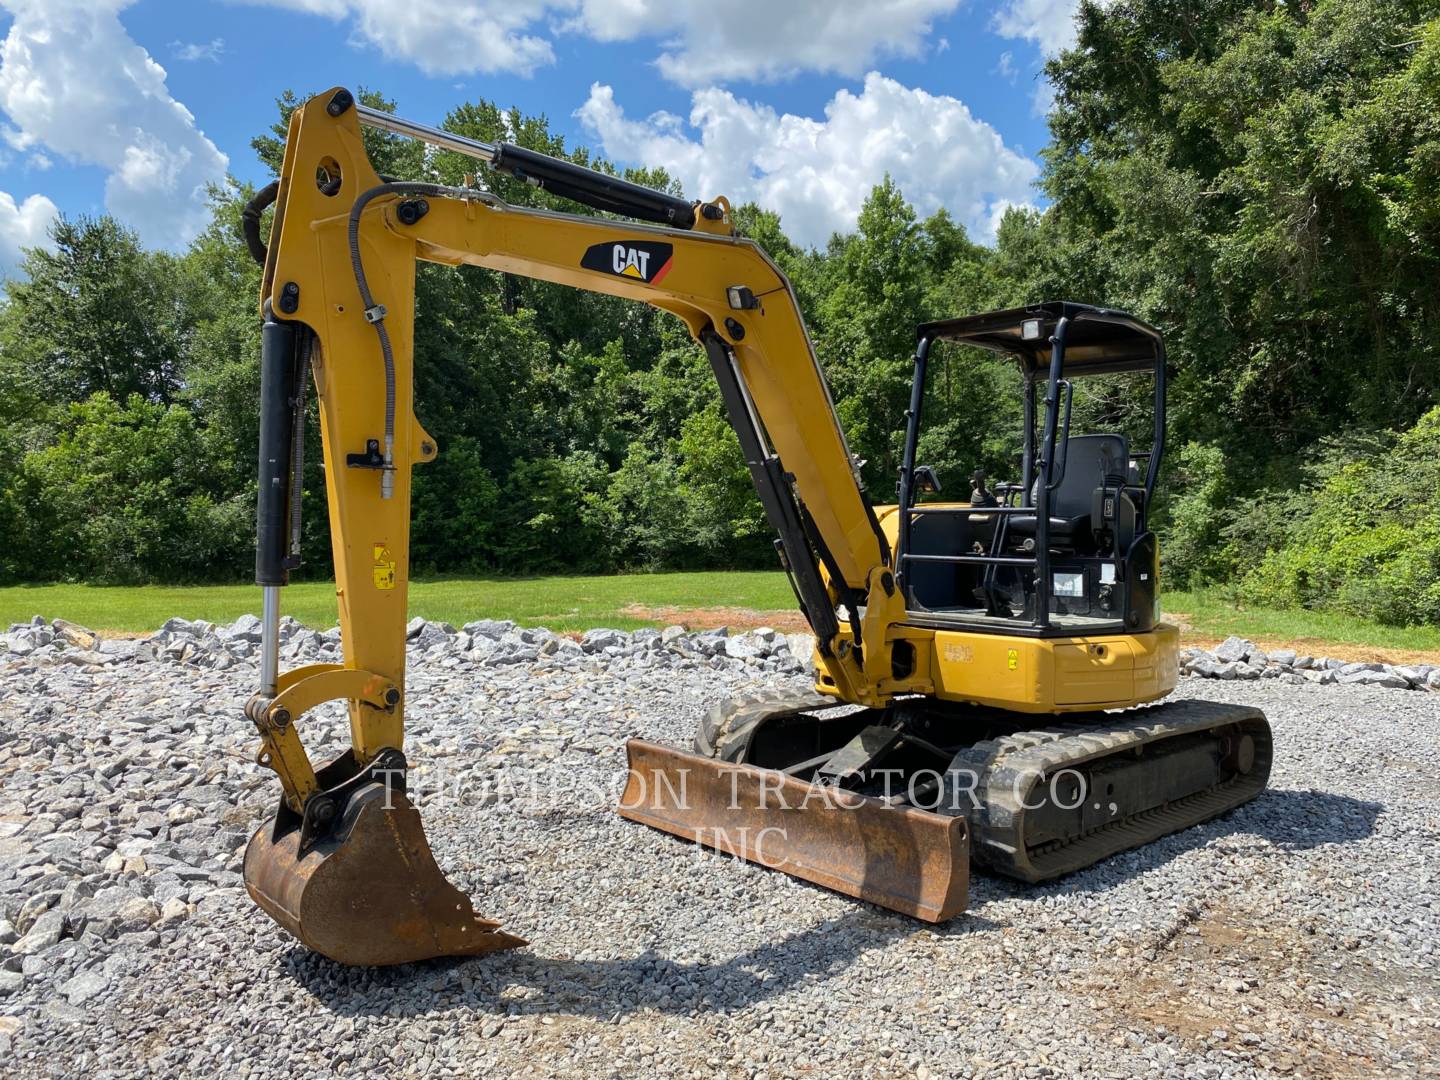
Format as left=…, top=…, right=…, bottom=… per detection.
left=239, top=88, right=1271, bottom=965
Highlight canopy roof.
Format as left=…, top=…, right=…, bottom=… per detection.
left=918, top=301, right=1164, bottom=377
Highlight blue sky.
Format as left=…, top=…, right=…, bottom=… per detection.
left=0, top=0, right=1079, bottom=272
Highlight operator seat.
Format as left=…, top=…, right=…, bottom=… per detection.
left=1010, top=434, right=1128, bottom=547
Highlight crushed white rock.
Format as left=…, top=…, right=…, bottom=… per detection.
left=0, top=614, right=1436, bottom=1077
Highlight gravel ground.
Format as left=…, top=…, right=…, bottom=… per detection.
left=1, top=617, right=1437, bottom=1079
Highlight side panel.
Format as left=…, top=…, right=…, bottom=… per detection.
left=930, top=631, right=1045, bottom=708
left=1125, top=531, right=1160, bottom=631
left=1052, top=641, right=1135, bottom=705
left=926, top=625, right=1179, bottom=713
left=1132, top=621, right=1180, bottom=701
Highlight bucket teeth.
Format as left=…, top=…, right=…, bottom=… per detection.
left=244, top=782, right=523, bottom=966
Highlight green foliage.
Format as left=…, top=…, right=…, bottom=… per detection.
left=1160, top=443, right=1239, bottom=591
left=493, top=453, right=612, bottom=573
left=1043, top=0, right=1440, bottom=462
left=1032, top=0, right=1440, bottom=623
left=0, top=425, right=43, bottom=582
left=600, top=444, right=694, bottom=568
left=10, top=394, right=247, bottom=584
left=1240, top=408, right=1440, bottom=626
left=0, top=17, right=1436, bottom=635
left=677, top=406, right=771, bottom=557
left=410, top=436, right=502, bottom=574
left=0, top=216, right=189, bottom=414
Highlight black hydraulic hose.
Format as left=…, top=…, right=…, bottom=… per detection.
left=347, top=181, right=474, bottom=496
left=241, top=181, right=279, bottom=267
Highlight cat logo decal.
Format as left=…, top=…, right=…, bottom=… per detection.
left=581, top=241, right=674, bottom=285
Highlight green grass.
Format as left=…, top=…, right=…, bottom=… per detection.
left=2, top=575, right=1435, bottom=657
left=0, top=571, right=797, bottom=635
left=1166, top=588, right=1440, bottom=655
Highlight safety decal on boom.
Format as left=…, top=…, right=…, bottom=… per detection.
left=372, top=544, right=396, bottom=590
left=581, top=241, right=674, bottom=285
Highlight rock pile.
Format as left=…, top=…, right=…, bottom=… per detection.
left=1182, top=635, right=1438, bottom=691
left=0, top=615, right=811, bottom=679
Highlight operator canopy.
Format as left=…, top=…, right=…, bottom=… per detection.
left=919, top=301, right=1164, bottom=377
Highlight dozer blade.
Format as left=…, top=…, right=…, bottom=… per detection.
left=244, top=782, right=524, bottom=966
left=619, top=739, right=969, bottom=922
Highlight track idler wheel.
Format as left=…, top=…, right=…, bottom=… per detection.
left=243, top=750, right=523, bottom=966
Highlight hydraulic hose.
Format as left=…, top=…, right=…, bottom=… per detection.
left=241, top=181, right=279, bottom=267
left=347, top=181, right=477, bottom=498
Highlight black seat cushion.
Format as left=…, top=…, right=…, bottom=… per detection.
left=1009, top=513, right=1089, bottom=540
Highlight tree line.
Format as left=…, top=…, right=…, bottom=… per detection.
left=0, top=0, right=1435, bottom=626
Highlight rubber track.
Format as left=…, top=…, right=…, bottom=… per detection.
left=948, top=698, right=1273, bottom=882
left=693, top=689, right=840, bottom=762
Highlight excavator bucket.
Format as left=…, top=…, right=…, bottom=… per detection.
left=619, top=739, right=969, bottom=922
left=243, top=781, right=524, bottom=966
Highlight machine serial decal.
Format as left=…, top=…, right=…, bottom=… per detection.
left=581, top=241, right=674, bottom=285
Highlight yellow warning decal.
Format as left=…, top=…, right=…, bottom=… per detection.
left=1007, top=648, right=1019, bottom=671
left=372, top=543, right=396, bottom=590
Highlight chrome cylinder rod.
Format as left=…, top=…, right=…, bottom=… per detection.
left=259, top=585, right=282, bottom=698
left=356, top=104, right=497, bottom=165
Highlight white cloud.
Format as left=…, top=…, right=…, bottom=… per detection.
left=238, top=0, right=963, bottom=84
left=577, top=73, right=1038, bottom=249
left=992, top=0, right=1083, bottom=56
left=242, top=0, right=557, bottom=77
left=570, top=0, right=962, bottom=87
left=171, top=38, right=225, bottom=63
left=1030, top=76, right=1057, bottom=118
left=0, top=189, right=56, bottom=276
left=0, top=0, right=229, bottom=251
left=1, top=123, right=32, bottom=151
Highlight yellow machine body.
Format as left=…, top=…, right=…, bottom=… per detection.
left=241, top=89, right=1258, bottom=963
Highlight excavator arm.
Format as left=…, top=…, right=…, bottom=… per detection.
left=240, top=88, right=920, bottom=963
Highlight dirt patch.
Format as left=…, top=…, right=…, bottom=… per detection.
left=1090, top=898, right=1440, bottom=1078
left=620, top=604, right=813, bottom=634
left=624, top=605, right=1436, bottom=664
